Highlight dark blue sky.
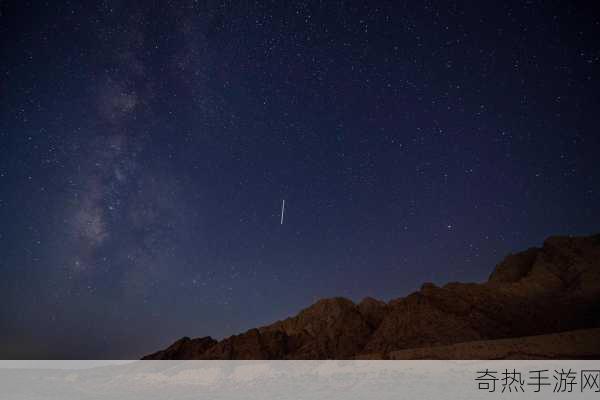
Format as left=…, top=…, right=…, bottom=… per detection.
left=1, top=1, right=599, bottom=358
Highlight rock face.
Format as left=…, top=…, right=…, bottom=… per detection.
left=386, top=328, right=600, bottom=359
left=143, top=234, right=600, bottom=359
left=143, top=336, right=217, bottom=360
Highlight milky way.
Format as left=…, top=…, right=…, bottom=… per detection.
left=1, top=1, right=599, bottom=358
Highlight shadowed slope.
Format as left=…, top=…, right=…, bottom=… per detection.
left=144, top=234, right=600, bottom=359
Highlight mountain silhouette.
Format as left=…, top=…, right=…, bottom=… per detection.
left=144, top=234, right=600, bottom=359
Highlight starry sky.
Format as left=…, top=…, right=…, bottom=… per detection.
left=1, top=1, right=599, bottom=359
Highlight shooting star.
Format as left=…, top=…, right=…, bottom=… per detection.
left=280, top=199, right=285, bottom=225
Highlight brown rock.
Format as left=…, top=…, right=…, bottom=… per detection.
left=261, top=297, right=374, bottom=358
left=143, top=233, right=600, bottom=359
left=388, top=328, right=600, bottom=359
left=488, top=247, right=539, bottom=284
left=357, top=297, right=388, bottom=329
left=142, top=336, right=216, bottom=360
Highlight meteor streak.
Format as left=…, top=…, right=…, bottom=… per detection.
left=280, top=199, right=285, bottom=225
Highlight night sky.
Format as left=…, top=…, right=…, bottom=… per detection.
left=1, top=1, right=599, bottom=359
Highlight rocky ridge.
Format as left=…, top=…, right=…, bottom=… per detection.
left=143, top=234, right=600, bottom=359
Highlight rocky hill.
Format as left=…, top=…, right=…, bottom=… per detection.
left=143, top=234, right=600, bottom=359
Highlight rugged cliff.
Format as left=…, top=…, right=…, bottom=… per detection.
left=144, top=234, right=600, bottom=359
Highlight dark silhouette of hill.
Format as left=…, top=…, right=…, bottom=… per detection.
left=144, top=234, right=600, bottom=359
